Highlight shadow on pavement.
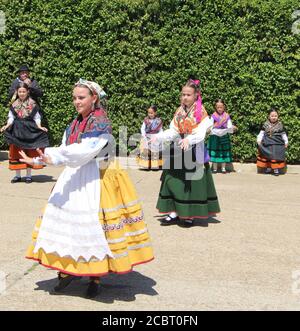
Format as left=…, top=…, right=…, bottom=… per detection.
left=193, top=218, right=221, bottom=227
left=31, top=175, right=57, bottom=183
left=0, top=174, right=56, bottom=184
left=34, top=271, right=158, bottom=303
left=0, top=151, right=8, bottom=161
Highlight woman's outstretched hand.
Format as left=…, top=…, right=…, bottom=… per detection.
left=19, top=150, right=34, bottom=165
left=19, top=148, right=53, bottom=165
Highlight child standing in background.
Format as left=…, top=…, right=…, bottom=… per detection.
left=257, top=108, right=288, bottom=176
left=207, top=99, right=236, bottom=174
left=136, top=105, right=163, bottom=170
left=1, top=82, right=49, bottom=183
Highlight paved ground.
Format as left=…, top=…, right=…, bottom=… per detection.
left=0, top=150, right=300, bottom=311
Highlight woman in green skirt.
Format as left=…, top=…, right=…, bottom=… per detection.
left=154, top=79, right=220, bottom=227
left=207, top=99, right=237, bottom=173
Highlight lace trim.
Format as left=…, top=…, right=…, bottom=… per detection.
left=33, top=240, right=112, bottom=262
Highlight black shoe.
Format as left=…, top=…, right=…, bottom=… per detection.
left=54, top=274, right=76, bottom=292
left=212, top=169, right=217, bottom=174
left=180, top=219, right=194, bottom=227
left=25, top=177, right=32, bottom=183
left=160, top=215, right=178, bottom=226
left=11, top=176, right=21, bottom=183
left=273, top=170, right=280, bottom=176
left=86, top=281, right=99, bottom=299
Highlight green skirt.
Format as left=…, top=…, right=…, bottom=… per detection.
left=156, top=163, right=220, bottom=219
left=207, top=134, right=232, bottom=163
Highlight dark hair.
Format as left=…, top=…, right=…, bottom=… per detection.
left=149, top=104, right=157, bottom=112
left=183, top=79, right=200, bottom=93
left=16, top=82, right=30, bottom=91
left=18, top=64, right=30, bottom=73
left=214, top=98, right=226, bottom=110
left=10, top=81, right=30, bottom=105
left=269, top=108, right=279, bottom=115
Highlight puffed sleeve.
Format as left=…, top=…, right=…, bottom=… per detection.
left=282, top=133, right=288, bottom=145
left=141, top=122, right=146, bottom=137
left=156, top=118, right=180, bottom=142
left=33, top=111, right=41, bottom=126
left=7, top=110, right=15, bottom=125
left=43, top=134, right=111, bottom=167
left=210, top=119, right=234, bottom=137
left=257, top=130, right=265, bottom=144
left=186, top=116, right=213, bottom=145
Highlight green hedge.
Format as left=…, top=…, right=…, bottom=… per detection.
left=0, top=0, right=299, bottom=162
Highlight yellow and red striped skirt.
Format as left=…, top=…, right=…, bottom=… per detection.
left=26, top=160, right=154, bottom=276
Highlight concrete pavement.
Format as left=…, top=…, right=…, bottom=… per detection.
left=0, top=151, right=300, bottom=311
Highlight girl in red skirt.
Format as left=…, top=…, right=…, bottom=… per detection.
left=1, top=82, right=48, bottom=183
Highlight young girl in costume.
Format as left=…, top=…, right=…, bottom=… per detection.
left=0, top=82, right=48, bottom=183
left=154, top=79, right=220, bottom=227
left=20, top=79, right=154, bottom=299
left=136, top=105, right=163, bottom=169
left=207, top=99, right=236, bottom=174
left=257, top=108, right=288, bottom=176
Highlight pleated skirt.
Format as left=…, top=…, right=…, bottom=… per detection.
left=156, top=163, right=220, bottom=219
left=207, top=134, right=232, bottom=163
left=26, top=160, right=154, bottom=276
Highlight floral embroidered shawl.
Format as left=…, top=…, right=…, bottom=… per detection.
left=144, top=116, right=163, bottom=134
left=172, top=102, right=208, bottom=135
left=262, top=120, right=284, bottom=137
left=12, top=97, right=36, bottom=119
left=65, top=108, right=112, bottom=145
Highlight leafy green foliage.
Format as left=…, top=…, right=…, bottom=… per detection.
left=0, top=0, right=299, bottom=162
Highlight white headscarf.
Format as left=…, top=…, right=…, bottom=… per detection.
left=75, top=78, right=107, bottom=108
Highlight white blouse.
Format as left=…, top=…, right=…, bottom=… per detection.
left=7, top=109, right=41, bottom=126
left=33, top=133, right=114, bottom=262
left=140, top=121, right=163, bottom=137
